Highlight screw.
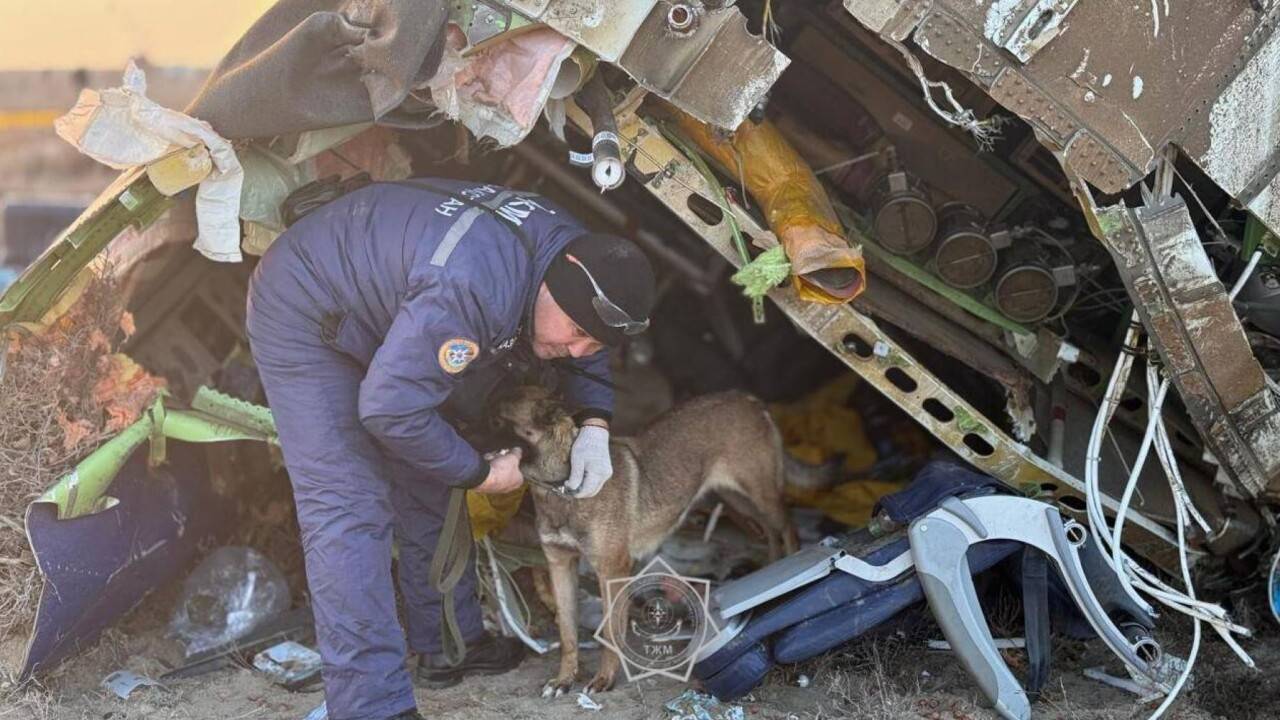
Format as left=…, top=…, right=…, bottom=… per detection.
left=667, top=4, right=696, bottom=33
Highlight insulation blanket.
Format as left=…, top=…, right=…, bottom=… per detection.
left=54, top=62, right=244, bottom=263
left=185, top=0, right=449, bottom=138
left=428, top=26, right=576, bottom=147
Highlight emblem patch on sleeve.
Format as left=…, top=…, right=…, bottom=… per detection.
left=438, top=338, right=479, bottom=374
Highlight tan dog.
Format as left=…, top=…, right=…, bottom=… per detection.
left=494, top=387, right=797, bottom=696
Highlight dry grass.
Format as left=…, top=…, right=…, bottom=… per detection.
left=746, top=608, right=1237, bottom=720
left=757, top=633, right=985, bottom=720
left=0, top=678, right=55, bottom=720
left=0, top=270, right=164, bottom=643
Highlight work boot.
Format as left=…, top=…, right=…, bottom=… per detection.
left=416, top=633, right=526, bottom=689
left=386, top=711, right=425, bottom=720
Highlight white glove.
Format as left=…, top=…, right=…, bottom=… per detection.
left=566, top=425, right=612, bottom=498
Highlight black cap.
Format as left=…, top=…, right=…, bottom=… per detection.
left=543, top=233, right=656, bottom=347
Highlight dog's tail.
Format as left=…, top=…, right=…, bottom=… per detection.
left=757, top=402, right=789, bottom=494
left=757, top=401, right=802, bottom=556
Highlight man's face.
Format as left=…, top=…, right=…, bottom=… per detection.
left=531, top=283, right=606, bottom=360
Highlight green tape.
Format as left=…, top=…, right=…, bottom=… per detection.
left=731, top=245, right=791, bottom=300
left=662, top=126, right=767, bottom=323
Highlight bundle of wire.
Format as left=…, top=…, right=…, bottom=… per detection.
left=1082, top=250, right=1263, bottom=719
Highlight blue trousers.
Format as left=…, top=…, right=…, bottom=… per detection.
left=247, top=285, right=483, bottom=720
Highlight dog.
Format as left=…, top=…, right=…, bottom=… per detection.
left=494, top=386, right=797, bottom=696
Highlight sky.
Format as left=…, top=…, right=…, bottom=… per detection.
left=0, top=0, right=277, bottom=70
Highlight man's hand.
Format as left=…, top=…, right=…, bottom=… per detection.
left=474, top=448, right=524, bottom=494
left=566, top=422, right=611, bottom=498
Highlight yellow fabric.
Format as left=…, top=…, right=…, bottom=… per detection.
left=772, top=374, right=905, bottom=526
left=667, top=107, right=866, bottom=303
left=466, top=485, right=526, bottom=540
left=771, top=374, right=877, bottom=475
left=786, top=479, right=904, bottom=527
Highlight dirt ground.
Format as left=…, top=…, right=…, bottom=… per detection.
left=3, top=576, right=1278, bottom=720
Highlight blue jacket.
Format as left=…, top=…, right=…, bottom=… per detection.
left=262, top=179, right=613, bottom=488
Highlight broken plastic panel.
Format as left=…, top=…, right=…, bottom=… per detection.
left=22, top=442, right=234, bottom=678
left=39, top=388, right=276, bottom=520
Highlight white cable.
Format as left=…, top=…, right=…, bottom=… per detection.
left=1076, top=209, right=1266, bottom=720
left=1148, top=472, right=1200, bottom=720
left=1080, top=303, right=1262, bottom=715
left=882, top=36, right=1003, bottom=150
left=1083, top=316, right=1150, bottom=612
left=1098, top=366, right=1255, bottom=656
left=1108, top=377, right=1171, bottom=580
left=481, top=538, right=552, bottom=655
left=1148, top=382, right=1213, bottom=535
left=1230, top=250, right=1264, bottom=301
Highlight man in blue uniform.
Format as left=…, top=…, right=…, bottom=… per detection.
left=245, top=179, right=656, bottom=720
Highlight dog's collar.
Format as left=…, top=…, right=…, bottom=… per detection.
left=527, top=476, right=571, bottom=495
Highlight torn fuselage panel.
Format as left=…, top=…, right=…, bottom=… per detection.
left=497, top=0, right=789, bottom=130
left=845, top=1, right=1280, bottom=237
left=1095, top=197, right=1280, bottom=499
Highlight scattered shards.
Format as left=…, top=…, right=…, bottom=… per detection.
left=665, top=689, right=745, bottom=720
left=101, top=670, right=163, bottom=700
left=1084, top=655, right=1189, bottom=704
left=253, top=640, right=323, bottom=690
left=160, top=606, right=314, bottom=680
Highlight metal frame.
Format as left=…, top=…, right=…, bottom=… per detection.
left=598, top=109, right=1187, bottom=574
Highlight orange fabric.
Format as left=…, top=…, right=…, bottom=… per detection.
left=669, top=109, right=866, bottom=303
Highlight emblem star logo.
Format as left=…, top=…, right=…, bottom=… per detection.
left=594, top=556, right=720, bottom=683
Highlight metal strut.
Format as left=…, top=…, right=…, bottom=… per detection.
left=589, top=108, right=1186, bottom=575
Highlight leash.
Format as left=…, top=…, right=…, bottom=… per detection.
left=387, top=181, right=610, bottom=663
left=430, top=488, right=473, bottom=667
left=389, top=179, right=542, bottom=668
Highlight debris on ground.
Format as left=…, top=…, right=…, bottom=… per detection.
left=927, top=638, right=1026, bottom=652
left=169, top=546, right=291, bottom=656
left=664, top=689, right=745, bottom=720
left=160, top=606, right=314, bottom=681
left=100, top=669, right=163, bottom=700
left=252, top=640, right=322, bottom=689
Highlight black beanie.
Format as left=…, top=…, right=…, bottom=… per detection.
left=543, top=233, right=656, bottom=347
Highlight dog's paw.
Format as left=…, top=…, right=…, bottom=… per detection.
left=541, top=678, right=573, bottom=699
left=583, top=672, right=616, bottom=694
